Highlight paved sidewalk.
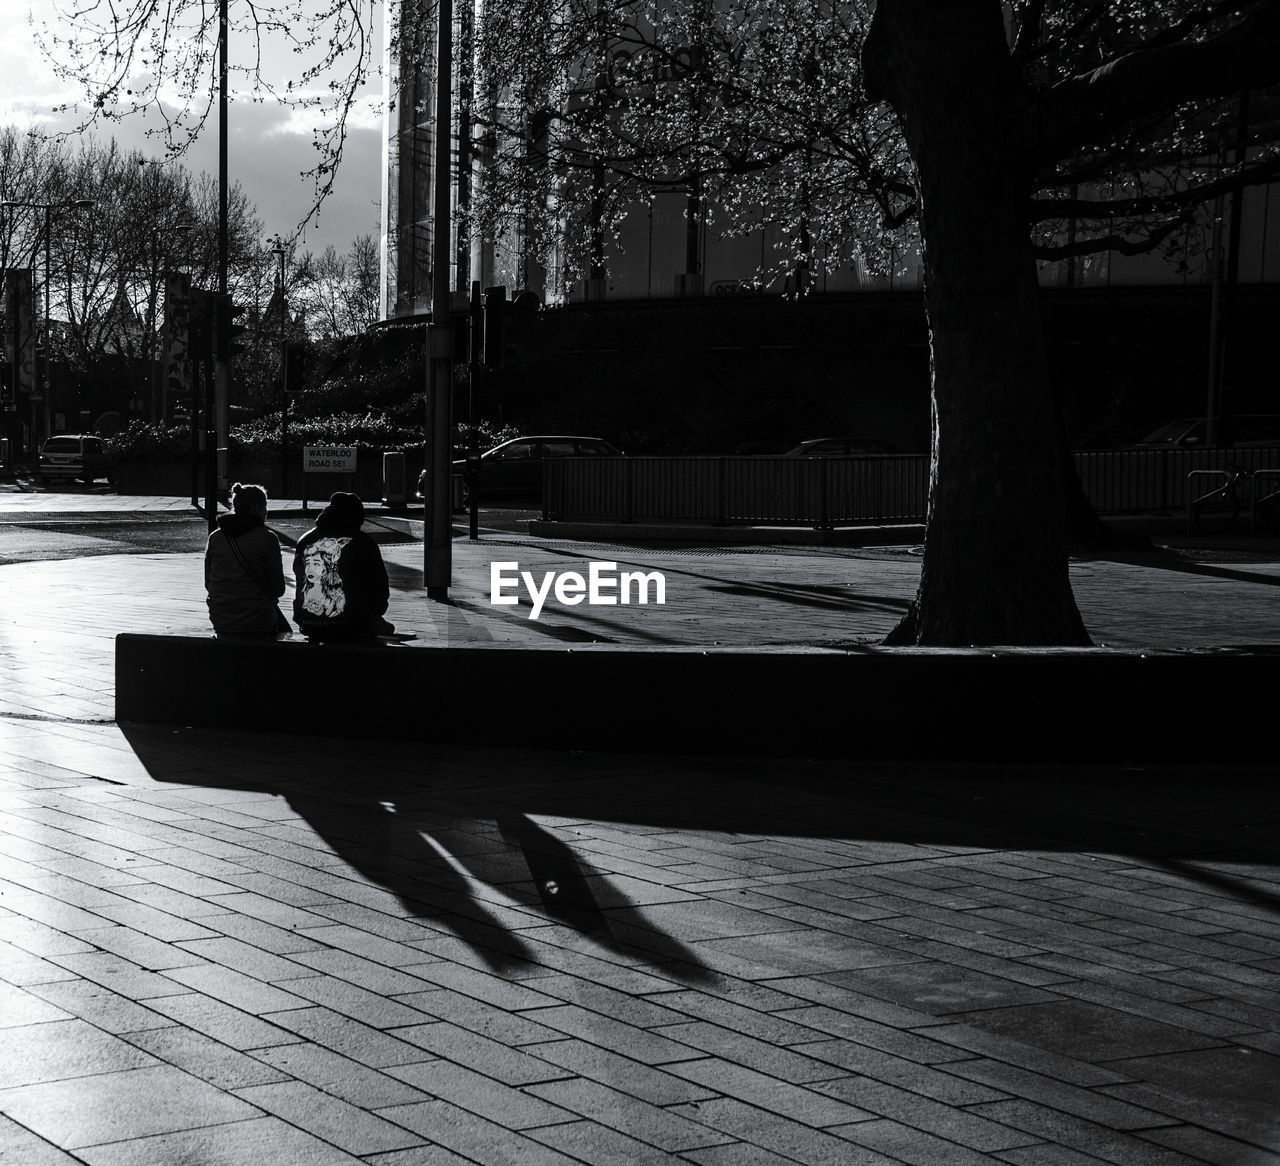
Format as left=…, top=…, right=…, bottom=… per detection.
left=1, top=493, right=1279, bottom=1164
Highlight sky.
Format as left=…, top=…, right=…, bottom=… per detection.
left=0, top=0, right=386, bottom=257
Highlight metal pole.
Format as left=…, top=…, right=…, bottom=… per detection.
left=425, top=0, right=455, bottom=598
left=41, top=204, right=50, bottom=455
left=273, top=241, right=288, bottom=500
left=214, top=0, right=231, bottom=502
left=469, top=279, right=481, bottom=540
left=1219, top=89, right=1251, bottom=446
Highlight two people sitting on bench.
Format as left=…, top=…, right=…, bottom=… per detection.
left=293, top=491, right=395, bottom=641
left=204, top=482, right=290, bottom=637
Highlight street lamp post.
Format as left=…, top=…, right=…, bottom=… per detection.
left=0, top=198, right=94, bottom=455
left=269, top=235, right=289, bottom=500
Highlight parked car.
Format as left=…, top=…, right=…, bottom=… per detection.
left=417, top=435, right=623, bottom=504
left=37, top=434, right=116, bottom=485
left=784, top=437, right=900, bottom=456
left=1133, top=415, right=1280, bottom=449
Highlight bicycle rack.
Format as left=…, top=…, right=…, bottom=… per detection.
left=1250, top=469, right=1280, bottom=534
left=1185, top=468, right=1232, bottom=535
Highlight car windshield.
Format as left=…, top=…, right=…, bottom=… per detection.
left=43, top=438, right=80, bottom=453
left=1138, top=420, right=1198, bottom=445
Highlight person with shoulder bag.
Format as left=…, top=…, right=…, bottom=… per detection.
left=204, top=482, right=291, bottom=636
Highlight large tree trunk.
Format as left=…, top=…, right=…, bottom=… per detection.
left=865, top=0, right=1090, bottom=646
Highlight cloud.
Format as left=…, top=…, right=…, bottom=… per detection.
left=0, top=0, right=383, bottom=251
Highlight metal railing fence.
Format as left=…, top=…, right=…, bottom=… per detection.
left=542, top=446, right=1280, bottom=528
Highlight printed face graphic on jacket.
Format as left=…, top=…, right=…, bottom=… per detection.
left=300, top=537, right=351, bottom=617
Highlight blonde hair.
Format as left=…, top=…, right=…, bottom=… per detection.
left=230, top=482, right=268, bottom=520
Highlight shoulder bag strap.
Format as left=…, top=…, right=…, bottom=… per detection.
left=224, top=531, right=277, bottom=600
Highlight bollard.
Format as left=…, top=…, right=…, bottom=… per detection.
left=383, top=451, right=407, bottom=507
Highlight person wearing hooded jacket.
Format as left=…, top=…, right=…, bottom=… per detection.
left=204, top=482, right=288, bottom=636
left=293, top=491, right=393, bottom=640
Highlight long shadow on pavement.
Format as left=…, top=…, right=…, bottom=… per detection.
left=117, top=724, right=1280, bottom=950
left=119, top=725, right=716, bottom=980
left=1084, top=544, right=1280, bottom=589
left=113, top=726, right=1280, bottom=1152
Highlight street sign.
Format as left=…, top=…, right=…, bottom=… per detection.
left=303, top=445, right=357, bottom=473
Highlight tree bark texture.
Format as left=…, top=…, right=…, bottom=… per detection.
left=865, top=0, right=1091, bottom=645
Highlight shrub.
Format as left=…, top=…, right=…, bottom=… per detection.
left=104, top=420, right=194, bottom=464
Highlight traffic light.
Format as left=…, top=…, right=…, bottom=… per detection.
left=482, top=286, right=506, bottom=369
left=211, top=292, right=248, bottom=361
left=0, top=368, right=13, bottom=409
left=284, top=341, right=308, bottom=395
left=188, top=288, right=212, bottom=363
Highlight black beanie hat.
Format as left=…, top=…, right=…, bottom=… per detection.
left=321, top=491, right=365, bottom=527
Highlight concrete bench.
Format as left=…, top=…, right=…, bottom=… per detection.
left=115, top=633, right=1273, bottom=761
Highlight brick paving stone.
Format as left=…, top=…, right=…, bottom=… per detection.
left=523, top=1037, right=719, bottom=1106
left=283, top=948, right=438, bottom=994
left=0, top=937, right=77, bottom=985
left=813, top=1076, right=1041, bottom=1153
left=517, top=1002, right=705, bottom=1066
left=1095, top=1045, right=1280, bottom=1147
left=0, top=912, right=99, bottom=957
left=970, top=1099, right=1217, bottom=1165
left=1138, top=1123, right=1280, bottom=1165
left=85, top=898, right=221, bottom=943
left=1014, top=952, right=1212, bottom=1003
left=0, top=1113, right=86, bottom=1165
left=376, top=1098, right=589, bottom=1165
left=261, top=1006, right=429, bottom=1067
left=995, top=1145, right=1135, bottom=1165
left=821, top=958, right=1064, bottom=1015
left=47, top=949, right=196, bottom=1000
left=949, top=999, right=1229, bottom=1062
left=0, top=1063, right=261, bottom=1149
left=920, top=1022, right=1135, bottom=1087
left=528, top=1118, right=701, bottom=1165
left=400, top=957, right=564, bottom=1008
left=666, top=1058, right=874, bottom=1126
left=943, top=1059, right=1180, bottom=1131
left=0, top=1018, right=157, bottom=1088
left=251, top=1042, right=432, bottom=1107
left=26, top=979, right=177, bottom=1034
left=160, top=961, right=314, bottom=1013
left=666, top=1096, right=895, bottom=1165
left=68, top=924, right=207, bottom=971
left=194, top=909, right=331, bottom=954
left=1044, top=976, right=1261, bottom=1039
left=296, top=921, right=457, bottom=966
left=713, top=886, right=903, bottom=925
left=277, top=972, right=440, bottom=1027
left=390, top=1060, right=577, bottom=1129
left=362, top=1148, right=477, bottom=1165
left=73, top=1117, right=367, bottom=1166
left=680, top=1142, right=826, bottom=1166
left=234, top=1079, right=427, bottom=1154
left=144, top=991, right=299, bottom=1050
left=521, top=973, right=703, bottom=1029
left=394, top=986, right=574, bottom=1044
left=772, top=1004, right=973, bottom=1063
left=649, top=1019, right=847, bottom=1083
left=765, top=975, right=951, bottom=1028
left=119, top=1024, right=291, bottom=1090
left=524, top=1076, right=734, bottom=1152
left=834, top=1117, right=1036, bottom=1166
left=639, top=987, right=836, bottom=1044
left=391, top=1019, right=575, bottom=1084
